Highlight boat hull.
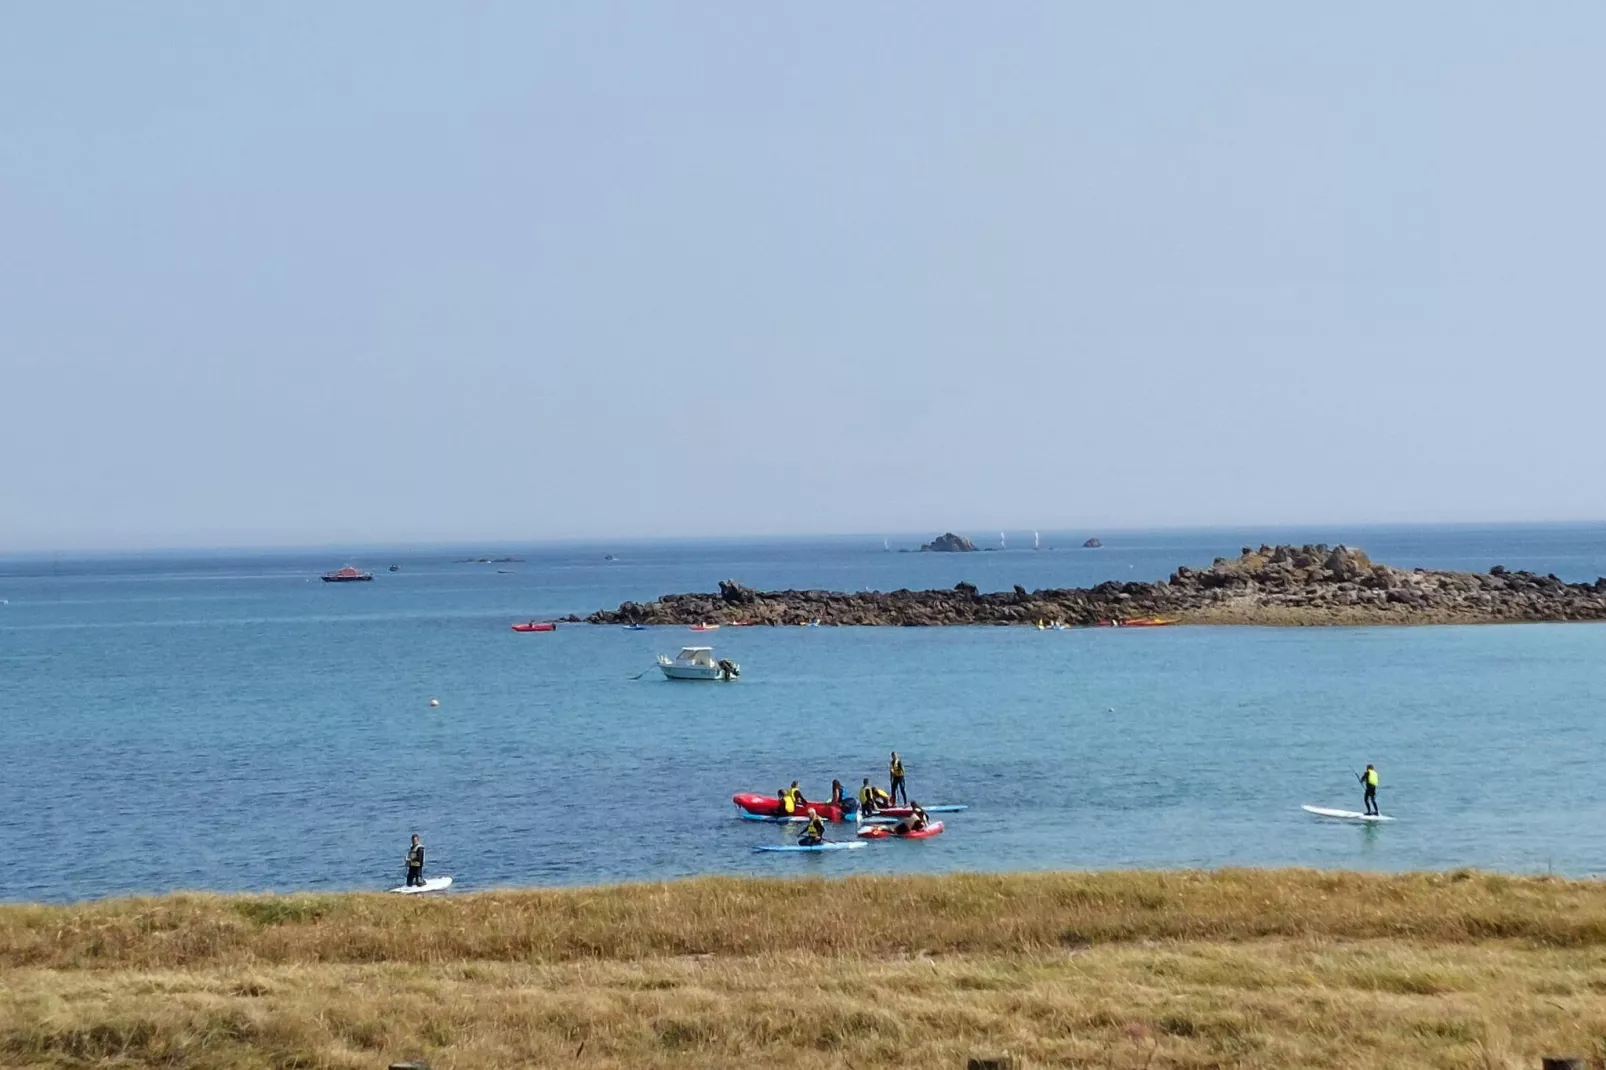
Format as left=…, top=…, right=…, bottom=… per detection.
left=511, top=622, right=556, bottom=632
left=660, top=665, right=731, bottom=680
left=733, top=793, right=846, bottom=822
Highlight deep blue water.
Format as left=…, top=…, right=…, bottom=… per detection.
left=4, top=523, right=1606, bottom=903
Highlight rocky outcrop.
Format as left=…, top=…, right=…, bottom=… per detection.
left=921, top=532, right=977, bottom=553
left=1083, top=538, right=1102, bottom=548
left=583, top=544, right=1606, bottom=628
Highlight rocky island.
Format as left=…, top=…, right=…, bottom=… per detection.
left=920, top=531, right=977, bottom=552
left=584, top=544, right=1606, bottom=627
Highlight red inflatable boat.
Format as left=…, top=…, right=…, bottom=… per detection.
left=511, top=621, right=557, bottom=632
left=732, top=793, right=846, bottom=822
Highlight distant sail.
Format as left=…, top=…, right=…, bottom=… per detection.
left=1034, top=530, right=1040, bottom=550
left=1000, top=531, right=1006, bottom=549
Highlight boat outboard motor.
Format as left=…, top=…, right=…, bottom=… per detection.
left=717, top=658, right=739, bottom=680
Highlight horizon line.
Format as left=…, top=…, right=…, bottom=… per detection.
left=2, top=517, right=1603, bottom=559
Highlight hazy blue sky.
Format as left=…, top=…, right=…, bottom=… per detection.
left=3, top=4, right=1603, bottom=550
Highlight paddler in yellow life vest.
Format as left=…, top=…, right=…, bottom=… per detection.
left=798, top=808, right=825, bottom=847
left=1360, top=764, right=1380, bottom=816
left=888, top=751, right=908, bottom=805
left=859, top=778, right=890, bottom=815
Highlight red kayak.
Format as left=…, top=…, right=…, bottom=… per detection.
left=859, top=820, right=945, bottom=840
left=732, top=793, right=846, bottom=822
left=511, top=621, right=556, bottom=632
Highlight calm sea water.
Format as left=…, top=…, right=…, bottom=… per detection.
left=4, top=524, right=1606, bottom=903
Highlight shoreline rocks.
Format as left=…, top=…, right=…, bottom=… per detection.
left=582, top=544, right=1606, bottom=628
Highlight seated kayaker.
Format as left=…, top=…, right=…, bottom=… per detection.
left=858, top=778, right=890, bottom=815
left=788, top=781, right=807, bottom=806
left=894, top=803, right=929, bottom=836
left=779, top=787, right=797, bottom=816
left=829, top=779, right=845, bottom=807
left=798, top=809, right=825, bottom=847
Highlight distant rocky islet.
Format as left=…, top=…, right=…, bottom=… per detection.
left=583, top=542, right=1606, bottom=627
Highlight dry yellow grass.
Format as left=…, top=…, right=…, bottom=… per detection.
left=4, top=870, right=1606, bottom=1069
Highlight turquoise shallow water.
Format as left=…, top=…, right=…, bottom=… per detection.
left=4, top=524, right=1606, bottom=902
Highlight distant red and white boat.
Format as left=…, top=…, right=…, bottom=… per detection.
left=689, top=623, right=720, bottom=632
left=321, top=566, right=373, bottom=583
left=511, top=621, right=557, bottom=633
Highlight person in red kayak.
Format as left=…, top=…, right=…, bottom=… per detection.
left=798, top=808, right=825, bottom=847
left=829, top=780, right=845, bottom=807
left=889, top=751, right=908, bottom=805
left=893, top=803, right=928, bottom=837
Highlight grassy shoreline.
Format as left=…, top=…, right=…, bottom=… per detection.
left=5, top=870, right=1606, bottom=1068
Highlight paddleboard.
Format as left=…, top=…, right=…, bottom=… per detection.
left=752, top=841, right=867, bottom=852
left=858, top=820, right=945, bottom=840
left=1302, top=805, right=1395, bottom=823
left=390, top=876, right=454, bottom=894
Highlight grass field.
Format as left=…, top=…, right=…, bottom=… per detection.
left=4, top=869, right=1606, bottom=1068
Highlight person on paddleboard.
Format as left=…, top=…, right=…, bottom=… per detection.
left=893, top=803, right=929, bottom=836
left=405, top=834, right=425, bottom=887
left=859, top=778, right=890, bottom=815
left=1360, top=764, right=1380, bottom=816
left=798, top=808, right=825, bottom=847
left=889, top=751, right=907, bottom=805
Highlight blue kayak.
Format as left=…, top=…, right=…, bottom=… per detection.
left=753, top=841, right=867, bottom=852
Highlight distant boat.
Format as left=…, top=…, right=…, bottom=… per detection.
left=999, top=531, right=1006, bottom=550
left=883, top=537, right=890, bottom=552
left=389, top=564, right=400, bottom=572
left=321, top=566, right=373, bottom=583
left=511, top=621, right=556, bottom=632
left=1033, top=531, right=1040, bottom=550
left=689, top=623, right=720, bottom=632
left=657, top=646, right=739, bottom=681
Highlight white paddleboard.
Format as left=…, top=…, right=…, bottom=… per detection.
left=390, top=875, right=454, bottom=894
left=1302, top=805, right=1395, bottom=823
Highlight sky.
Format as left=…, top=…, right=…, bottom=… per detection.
left=2, top=4, right=1604, bottom=550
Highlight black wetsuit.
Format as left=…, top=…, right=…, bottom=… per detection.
left=406, top=844, right=425, bottom=886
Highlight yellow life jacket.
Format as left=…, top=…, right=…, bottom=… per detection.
left=781, top=792, right=795, bottom=814
left=890, top=757, right=904, bottom=777
left=858, top=785, right=871, bottom=804
left=1366, top=768, right=1379, bottom=787
left=871, top=786, right=890, bottom=804
left=804, top=816, right=824, bottom=839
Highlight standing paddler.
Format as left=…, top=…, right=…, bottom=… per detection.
left=1359, top=764, right=1379, bottom=816
left=405, top=834, right=426, bottom=887
left=889, top=751, right=907, bottom=805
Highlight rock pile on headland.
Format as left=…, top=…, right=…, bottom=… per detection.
left=582, top=544, right=1606, bottom=627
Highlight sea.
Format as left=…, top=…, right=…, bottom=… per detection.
left=4, top=523, right=1606, bottom=904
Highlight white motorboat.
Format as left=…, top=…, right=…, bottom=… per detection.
left=657, top=646, right=740, bottom=681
